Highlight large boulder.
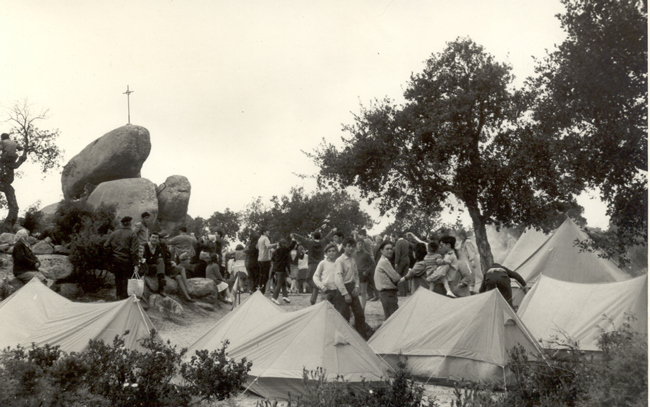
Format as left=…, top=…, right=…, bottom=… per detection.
left=32, top=240, right=54, bottom=255
left=87, top=178, right=158, bottom=223
left=187, top=278, right=216, bottom=297
left=157, top=176, right=191, bottom=222
left=0, top=233, right=15, bottom=245
left=155, top=214, right=194, bottom=236
left=36, top=255, right=74, bottom=280
left=38, top=202, right=60, bottom=228
left=61, top=125, right=151, bottom=200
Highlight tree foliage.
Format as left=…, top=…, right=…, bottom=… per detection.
left=207, top=208, right=240, bottom=240
left=312, top=38, right=581, bottom=272
left=239, top=187, right=374, bottom=242
left=532, top=0, right=647, bottom=251
left=1, top=100, right=63, bottom=231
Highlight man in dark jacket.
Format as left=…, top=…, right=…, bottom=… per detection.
left=104, top=216, right=139, bottom=300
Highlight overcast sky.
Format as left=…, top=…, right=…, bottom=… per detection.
left=0, top=0, right=609, bottom=232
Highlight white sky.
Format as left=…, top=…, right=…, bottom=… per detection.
left=0, top=0, right=609, bottom=232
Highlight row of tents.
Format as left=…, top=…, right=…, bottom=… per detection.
left=0, top=217, right=646, bottom=399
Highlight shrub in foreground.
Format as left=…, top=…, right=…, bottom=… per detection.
left=256, top=358, right=439, bottom=407
left=0, top=330, right=251, bottom=407
left=451, top=316, right=648, bottom=407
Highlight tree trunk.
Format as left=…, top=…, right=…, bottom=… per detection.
left=1, top=183, right=17, bottom=232
left=466, top=204, right=494, bottom=275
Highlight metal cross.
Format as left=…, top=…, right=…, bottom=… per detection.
left=123, top=85, right=134, bottom=124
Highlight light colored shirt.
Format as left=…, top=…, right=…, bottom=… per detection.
left=374, top=256, right=401, bottom=291
left=313, top=258, right=337, bottom=291
left=257, top=235, right=276, bottom=262
left=334, top=253, right=359, bottom=296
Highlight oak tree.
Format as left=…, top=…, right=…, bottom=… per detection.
left=312, top=38, right=581, bottom=273
left=532, top=0, right=647, bottom=254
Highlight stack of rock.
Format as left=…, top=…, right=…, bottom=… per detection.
left=59, top=124, right=191, bottom=232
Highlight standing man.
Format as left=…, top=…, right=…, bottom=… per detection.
left=332, top=231, right=345, bottom=258
left=334, top=238, right=367, bottom=338
left=393, top=232, right=411, bottom=296
left=104, top=216, right=139, bottom=300
left=132, top=211, right=153, bottom=247
left=0, top=133, right=18, bottom=175
left=312, top=243, right=340, bottom=306
left=257, top=227, right=278, bottom=294
left=294, top=226, right=335, bottom=305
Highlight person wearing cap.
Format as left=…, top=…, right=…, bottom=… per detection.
left=104, top=216, right=140, bottom=299
left=132, top=211, right=153, bottom=247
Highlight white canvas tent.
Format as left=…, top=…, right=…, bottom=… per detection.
left=501, top=227, right=552, bottom=270
left=198, top=299, right=389, bottom=400
left=510, top=218, right=630, bottom=306
left=368, top=288, right=542, bottom=384
left=0, top=277, right=159, bottom=352
left=187, top=290, right=283, bottom=354
left=517, top=274, right=648, bottom=351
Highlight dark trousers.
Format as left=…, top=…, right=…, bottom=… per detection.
left=324, top=289, right=339, bottom=306
left=258, top=261, right=271, bottom=294
left=247, top=263, right=260, bottom=292
left=308, top=263, right=319, bottom=304
left=379, top=289, right=399, bottom=320
left=396, top=260, right=410, bottom=296
left=111, top=260, right=133, bottom=300
left=337, top=282, right=367, bottom=337
left=272, top=271, right=288, bottom=299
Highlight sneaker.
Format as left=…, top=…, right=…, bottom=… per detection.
left=271, top=298, right=280, bottom=305
left=446, top=291, right=456, bottom=298
left=283, top=297, right=291, bottom=303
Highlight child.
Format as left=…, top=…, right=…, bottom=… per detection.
left=425, top=239, right=456, bottom=297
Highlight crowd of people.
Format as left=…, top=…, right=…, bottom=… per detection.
left=10, top=209, right=527, bottom=337
left=231, top=225, right=528, bottom=339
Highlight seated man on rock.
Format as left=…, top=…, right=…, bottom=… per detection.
left=12, top=228, right=51, bottom=286
left=144, top=232, right=194, bottom=302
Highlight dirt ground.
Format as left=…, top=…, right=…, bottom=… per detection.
left=151, top=290, right=458, bottom=407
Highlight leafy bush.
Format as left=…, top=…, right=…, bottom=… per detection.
left=21, top=202, right=44, bottom=234
left=62, top=202, right=116, bottom=291
left=180, top=339, right=252, bottom=403
left=264, top=358, right=439, bottom=407
left=51, top=199, right=95, bottom=241
left=0, top=342, right=109, bottom=406
left=588, top=315, right=648, bottom=406
left=504, top=340, right=590, bottom=407
left=83, top=331, right=192, bottom=406
left=0, top=330, right=252, bottom=407
left=451, top=317, right=648, bottom=407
